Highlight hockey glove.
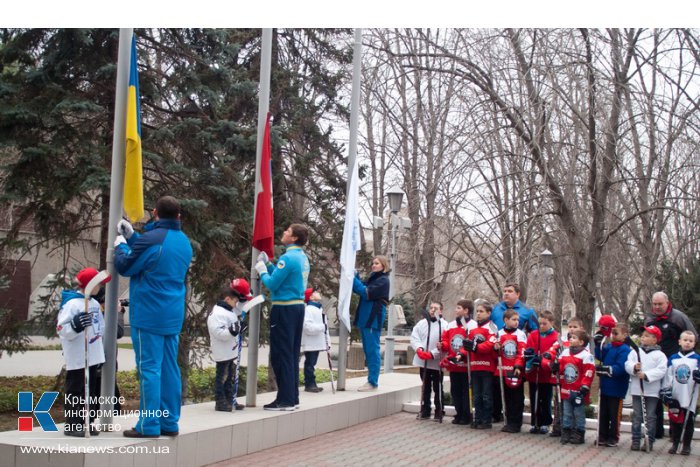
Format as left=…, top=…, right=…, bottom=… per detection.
left=228, top=322, right=241, bottom=337
left=117, top=219, right=134, bottom=239
left=659, top=388, right=673, bottom=405
left=254, top=261, right=268, bottom=276
left=693, top=368, right=700, bottom=384
left=71, top=313, right=92, bottom=333
left=570, top=390, right=583, bottom=407
left=256, top=251, right=269, bottom=264
left=114, top=235, right=127, bottom=247
left=462, top=339, right=478, bottom=352
left=416, top=348, right=433, bottom=360
left=523, top=348, right=535, bottom=359
left=550, top=360, right=560, bottom=375
left=579, top=386, right=590, bottom=398
left=595, top=365, right=613, bottom=377
left=667, top=398, right=681, bottom=411
left=542, top=351, right=553, bottom=361
left=531, top=355, right=542, bottom=367
left=593, top=332, right=604, bottom=347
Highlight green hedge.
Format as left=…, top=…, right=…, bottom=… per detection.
left=0, top=366, right=338, bottom=413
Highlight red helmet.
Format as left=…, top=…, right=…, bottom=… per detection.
left=230, top=278, right=253, bottom=301
left=304, top=287, right=314, bottom=303
left=597, top=314, right=618, bottom=337
left=76, top=267, right=111, bottom=289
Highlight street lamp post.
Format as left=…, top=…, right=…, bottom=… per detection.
left=384, top=186, right=404, bottom=374
left=540, top=248, right=553, bottom=311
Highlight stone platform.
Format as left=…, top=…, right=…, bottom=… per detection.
left=0, top=373, right=421, bottom=467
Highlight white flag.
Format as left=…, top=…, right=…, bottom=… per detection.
left=337, top=159, right=361, bottom=332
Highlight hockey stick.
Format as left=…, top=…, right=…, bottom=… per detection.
left=532, top=331, right=541, bottom=431
left=417, top=308, right=431, bottom=420
left=627, top=336, right=650, bottom=452
left=550, top=333, right=563, bottom=437
left=82, top=270, right=111, bottom=438
left=231, top=325, right=245, bottom=410
left=436, top=315, right=444, bottom=423
left=498, top=352, right=507, bottom=423
left=322, top=313, right=335, bottom=394
left=679, top=379, right=698, bottom=450
left=232, top=295, right=264, bottom=409
left=594, top=334, right=607, bottom=446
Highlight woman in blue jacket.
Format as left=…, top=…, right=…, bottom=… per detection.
left=353, top=255, right=390, bottom=391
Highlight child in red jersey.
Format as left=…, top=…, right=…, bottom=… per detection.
left=542, top=316, right=587, bottom=438
left=438, top=299, right=474, bottom=425
left=555, top=329, right=594, bottom=445
left=458, top=300, right=498, bottom=429
left=524, top=310, right=559, bottom=434
left=494, top=309, right=526, bottom=432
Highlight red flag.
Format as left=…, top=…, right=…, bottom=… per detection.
left=252, top=113, right=274, bottom=258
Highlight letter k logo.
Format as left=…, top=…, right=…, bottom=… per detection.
left=18, top=392, right=58, bottom=432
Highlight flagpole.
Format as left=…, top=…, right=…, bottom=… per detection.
left=100, top=28, right=133, bottom=427
left=246, top=28, right=273, bottom=407
left=337, top=28, right=363, bottom=390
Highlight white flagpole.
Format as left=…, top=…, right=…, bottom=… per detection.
left=100, top=28, right=133, bottom=427
left=246, top=28, right=273, bottom=407
left=336, top=28, right=363, bottom=390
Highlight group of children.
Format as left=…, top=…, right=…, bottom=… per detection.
left=207, top=281, right=331, bottom=411
left=411, top=299, right=700, bottom=455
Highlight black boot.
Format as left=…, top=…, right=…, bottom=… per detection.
left=680, top=444, right=691, bottom=455
left=668, top=442, right=679, bottom=454
left=570, top=429, right=585, bottom=445
left=550, top=425, right=562, bottom=437
left=560, top=428, right=571, bottom=444
left=215, top=399, right=231, bottom=412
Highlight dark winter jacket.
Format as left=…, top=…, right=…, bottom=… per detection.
left=352, top=271, right=390, bottom=330
left=644, top=306, right=698, bottom=357
left=595, top=341, right=632, bottom=398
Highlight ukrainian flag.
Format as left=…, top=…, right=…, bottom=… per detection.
left=123, top=35, right=144, bottom=222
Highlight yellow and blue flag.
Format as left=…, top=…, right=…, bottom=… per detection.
left=123, top=35, right=144, bottom=222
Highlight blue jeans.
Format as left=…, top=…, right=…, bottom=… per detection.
left=562, top=398, right=586, bottom=431
left=632, top=395, right=658, bottom=442
left=304, top=351, right=320, bottom=387
left=471, top=371, right=493, bottom=425
left=360, top=327, right=381, bottom=387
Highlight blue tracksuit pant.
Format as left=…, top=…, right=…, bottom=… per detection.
left=131, top=328, right=181, bottom=435
left=360, top=327, right=381, bottom=387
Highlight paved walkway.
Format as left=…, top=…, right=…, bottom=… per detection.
left=211, top=412, right=698, bottom=467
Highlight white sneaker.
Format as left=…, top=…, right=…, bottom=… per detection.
left=357, top=382, right=377, bottom=392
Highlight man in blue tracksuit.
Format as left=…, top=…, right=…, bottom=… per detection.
left=491, top=283, right=538, bottom=332
left=114, top=196, right=193, bottom=437
left=255, top=223, right=310, bottom=410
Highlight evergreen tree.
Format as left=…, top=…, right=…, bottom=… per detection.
left=1, top=28, right=353, bottom=396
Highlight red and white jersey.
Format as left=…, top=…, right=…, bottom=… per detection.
left=558, top=347, right=595, bottom=402
left=495, top=328, right=526, bottom=377
left=525, top=329, right=560, bottom=384
left=460, top=320, right=498, bottom=372
left=439, top=319, right=471, bottom=373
